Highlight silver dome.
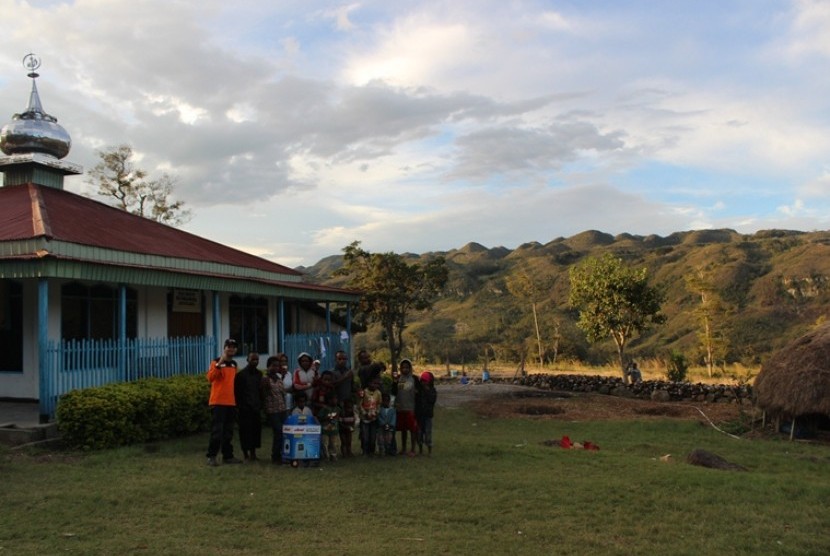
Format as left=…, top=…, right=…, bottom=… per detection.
left=0, top=56, right=71, bottom=160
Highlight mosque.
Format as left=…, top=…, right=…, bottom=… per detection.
left=0, top=54, right=358, bottom=420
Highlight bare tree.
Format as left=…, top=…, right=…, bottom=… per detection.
left=506, top=269, right=554, bottom=368
left=87, top=145, right=191, bottom=226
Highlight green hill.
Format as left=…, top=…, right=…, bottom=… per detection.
left=301, top=229, right=830, bottom=368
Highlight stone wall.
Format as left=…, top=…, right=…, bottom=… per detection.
left=443, top=374, right=753, bottom=404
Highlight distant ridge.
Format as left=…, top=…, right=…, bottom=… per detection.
left=298, top=228, right=830, bottom=366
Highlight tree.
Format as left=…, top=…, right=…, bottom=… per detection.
left=685, top=266, right=731, bottom=377
left=568, top=253, right=665, bottom=382
left=335, top=241, right=448, bottom=373
left=505, top=269, right=554, bottom=368
left=87, top=145, right=191, bottom=225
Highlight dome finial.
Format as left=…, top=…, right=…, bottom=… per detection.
left=23, top=53, right=41, bottom=78
left=22, top=53, right=45, bottom=114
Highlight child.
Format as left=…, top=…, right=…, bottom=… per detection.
left=377, top=392, right=397, bottom=456
left=291, top=391, right=313, bottom=417
left=340, top=399, right=357, bottom=458
left=358, top=378, right=382, bottom=456
left=311, top=370, right=336, bottom=415
left=292, top=352, right=316, bottom=408
left=317, top=391, right=341, bottom=462
left=392, top=359, right=421, bottom=456
left=416, top=371, right=438, bottom=455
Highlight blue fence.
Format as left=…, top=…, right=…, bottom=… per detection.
left=283, top=332, right=350, bottom=373
left=40, top=332, right=352, bottom=418
left=41, top=336, right=215, bottom=417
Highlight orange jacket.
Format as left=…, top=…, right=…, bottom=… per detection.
left=207, top=358, right=237, bottom=406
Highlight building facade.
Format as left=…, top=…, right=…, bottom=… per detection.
left=0, top=55, right=359, bottom=419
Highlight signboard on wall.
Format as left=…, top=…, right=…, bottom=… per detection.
left=172, top=289, right=202, bottom=313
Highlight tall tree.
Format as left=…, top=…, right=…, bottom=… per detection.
left=87, top=144, right=191, bottom=225
left=506, top=269, right=554, bottom=368
left=335, top=241, right=448, bottom=372
left=685, top=266, right=731, bottom=378
left=569, top=253, right=665, bottom=382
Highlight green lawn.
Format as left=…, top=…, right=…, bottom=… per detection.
left=2, top=406, right=828, bottom=555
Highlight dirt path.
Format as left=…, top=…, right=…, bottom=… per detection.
left=436, top=383, right=534, bottom=408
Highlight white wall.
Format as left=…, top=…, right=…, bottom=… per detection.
left=142, top=287, right=168, bottom=338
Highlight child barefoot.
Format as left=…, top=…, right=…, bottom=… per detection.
left=377, top=392, right=397, bottom=456
left=340, top=399, right=356, bottom=457
left=416, top=371, right=437, bottom=455
left=358, top=378, right=382, bottom=456
left=317, top=391, right=341, bottom=462
left=393, top=359, right=421, bottom=456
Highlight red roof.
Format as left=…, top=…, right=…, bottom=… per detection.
left=0, top=183, right=302, bottom=276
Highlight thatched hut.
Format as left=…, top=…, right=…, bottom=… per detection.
left=754, top=324, right=830, bottom=438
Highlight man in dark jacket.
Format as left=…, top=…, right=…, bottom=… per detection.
left=235, top=352, right=263, bottom=460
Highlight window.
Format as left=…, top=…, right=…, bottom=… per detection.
left=229, top=295, right=268, bottom=354
left=0, top=280, right=23, bottom=372
left=61, top=283, right=137, bottom=340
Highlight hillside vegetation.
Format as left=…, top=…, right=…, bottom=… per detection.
left=300, top=229, right=830, bottom=370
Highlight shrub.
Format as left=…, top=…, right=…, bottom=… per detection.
left=665, top=351, right=689, bottom=382
left=56, top=375, right=211, bottom=450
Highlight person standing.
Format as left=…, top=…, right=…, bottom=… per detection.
left=393, top=359, right=421, bottom=457
left=330, top=350, right=355, bottom=409
left=206, top=339, right=243, bottom=466
left=358, top=377, right=382, bottom=456
left=317, top=391, right=341, bottom=462
left=339, top=399, right=357, bottom=458
left=235, top=351, right=263, bottom=461
left=292, top=352, right=316, bottom=406
left=377, top=392, right=397, bottom=456
left=356, top=349, right=385, bottom=388
left=278, top=352, right=294, bottom=412
left=262, top=354, right=287, bottom=464
left=416, top=372, right=437, bottom=456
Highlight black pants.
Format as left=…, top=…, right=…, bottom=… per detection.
left=237, top=407, right=262, bottom=453
left=206, top=405, right=236, bottom=459
left=361, top=421, right=378, bottom=455
left=267, top=411, right=285, bottom=462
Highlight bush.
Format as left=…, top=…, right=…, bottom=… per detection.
left=56, top=375, right=211, bottom=450
left=665, top=351, right=689, bottom=382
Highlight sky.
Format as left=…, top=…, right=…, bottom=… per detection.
left=1, top=0, right=829, bottom=268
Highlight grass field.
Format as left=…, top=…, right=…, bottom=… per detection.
left=2, top=399, right=828, bottom=555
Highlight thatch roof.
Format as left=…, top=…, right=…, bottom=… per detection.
left=754, top=324, right=830, bottom=418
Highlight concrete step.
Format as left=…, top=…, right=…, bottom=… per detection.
left=0, top=422, right=60, bottom=446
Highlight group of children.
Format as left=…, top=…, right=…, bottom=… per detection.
left=239, top=349, right=437, bottom=465
left=295, top=358, right=437, bottom=461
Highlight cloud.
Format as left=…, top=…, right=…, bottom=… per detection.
left=2, top=0, right=829, bottom=267
left=785, top=0, right=830, bottom=58
left=449, top=117, right=626, bottom=181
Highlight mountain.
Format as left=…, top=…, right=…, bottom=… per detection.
left=300, top=229, right=830, bottom=368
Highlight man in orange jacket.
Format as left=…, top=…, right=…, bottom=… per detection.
left=206, top=338, right=243, bottom=466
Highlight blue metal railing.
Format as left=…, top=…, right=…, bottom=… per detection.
left=41, top=336, right=215, bottom=417
left=40, top=332, right=352, bottom=418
